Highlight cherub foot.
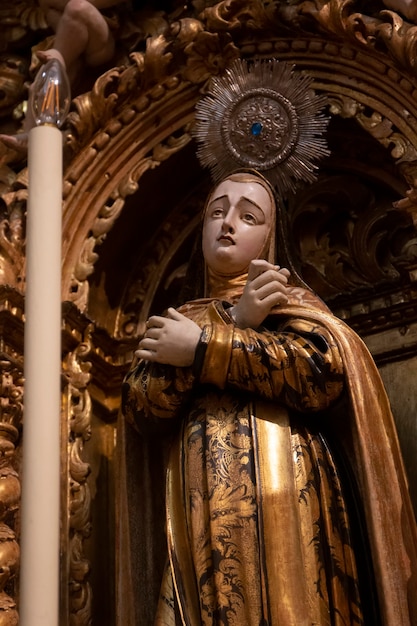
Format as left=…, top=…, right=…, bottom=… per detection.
left=35, top=49, right=67, bottom=69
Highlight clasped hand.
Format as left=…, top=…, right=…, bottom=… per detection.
left=230, top=259, right=290, bottom=329
left=136, top=307, right=202, bottom=366
left=136, top=260, right=291, bottom=366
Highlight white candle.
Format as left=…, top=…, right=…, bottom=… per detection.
left=20, top=124, right=62, bottom=625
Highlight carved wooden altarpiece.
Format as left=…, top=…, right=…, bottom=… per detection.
left=1, top=0, right=417, bottom=623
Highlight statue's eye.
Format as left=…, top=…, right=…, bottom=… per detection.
left=242, top=212, right=256, bottom=224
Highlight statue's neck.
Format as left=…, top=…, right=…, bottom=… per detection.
left=205, top=267, right=247, bottom=303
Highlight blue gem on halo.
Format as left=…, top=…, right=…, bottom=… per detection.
left=251, top=122, right=263, bottom=136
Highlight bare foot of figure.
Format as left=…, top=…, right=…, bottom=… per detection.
left=35, top=48, right=67, bottom=69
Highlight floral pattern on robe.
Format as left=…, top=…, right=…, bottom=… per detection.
left=123, top=301, right=373, bottom=626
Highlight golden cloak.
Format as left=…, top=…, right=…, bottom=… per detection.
left=118, top=297, right=417, bottom=625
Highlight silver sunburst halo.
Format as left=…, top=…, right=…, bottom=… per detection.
left=194, top=58, right=330, bottom=195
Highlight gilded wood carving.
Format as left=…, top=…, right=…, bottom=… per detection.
left=0, top=1, right=417, bottom=624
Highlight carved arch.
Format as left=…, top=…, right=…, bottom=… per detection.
left=1, top=2, right=417, bottom=624
left=61, top=37, right=417, bottom=320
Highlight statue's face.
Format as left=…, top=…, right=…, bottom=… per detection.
left=202, top=178, right=273, bottom=275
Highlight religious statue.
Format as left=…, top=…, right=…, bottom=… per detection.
left=118, top=60, right=417, bottom=625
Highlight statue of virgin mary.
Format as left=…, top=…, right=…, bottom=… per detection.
left=119, top=168, right=417, bottom=625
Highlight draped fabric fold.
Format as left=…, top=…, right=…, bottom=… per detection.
left=118, top=297, right=417, bottom=625
left=251, top=405, right=311, bottom=625
left=284, top=304, right=417, bottom=626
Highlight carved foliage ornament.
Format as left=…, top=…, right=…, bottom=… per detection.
left=63, top=330, right=93, bottom=626
left=194, top=58, right=330, bottom=195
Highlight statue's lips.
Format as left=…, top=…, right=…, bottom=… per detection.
left=218, top=235, right=235, bottom=244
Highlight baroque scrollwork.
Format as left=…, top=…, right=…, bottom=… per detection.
left=0, top=2, right=48, bottom=52
left=68, top=125, right=194, bottom=311
left=0, top=55, right=29, bottom=122
left=65, top=25, right=238, bottom=155
left=289, top=173, right=417, bottom=298
left=63, top=328, right=93, bottom=626
left=0, top=191, right=25, bottom=292
left=329, top=92, right=417, bottom=182
left=0, top=2, right=415, bottom=625
left=2, top=0, right=417, bottom=163
left=0, top=360, right=23, bottom=626
left=116, top=176, right=208, bottom=340
left=374, top=11, right=417, bottom=72
left=278, top=0, right=417, bottom=75
left=200, top=0, right=276, bottom=31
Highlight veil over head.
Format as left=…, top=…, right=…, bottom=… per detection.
left=202, top=169, right=276, bottom=301
left=180, top=169, right=329, bottom=312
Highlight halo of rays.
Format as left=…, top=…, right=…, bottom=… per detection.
left=194, top=58, right=330, bottom=195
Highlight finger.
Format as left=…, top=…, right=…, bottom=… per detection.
left=279, top=268, right=291, bottom=279
left=259, top=291, right=288, bottom=311
left=166, top=307, right=186, bottom=321
left=144, top=327, right=161, bottom=340
left=275, top=270, right=289, bottom=285
left=255, top=280, right=289, bottom=301
left=251, top=269, right=288, bottom=290
left=247, top=259, right=275, bottom=281
left=138, top=337, right=159, bottom=351
left=262, top=291, right=289, bottom=308
left=135, top=348, right=157, bottom=362
left=146, top=315, right=165, bottom=329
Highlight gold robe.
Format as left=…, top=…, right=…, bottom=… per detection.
left=119, top=298, right=417, bottom=625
